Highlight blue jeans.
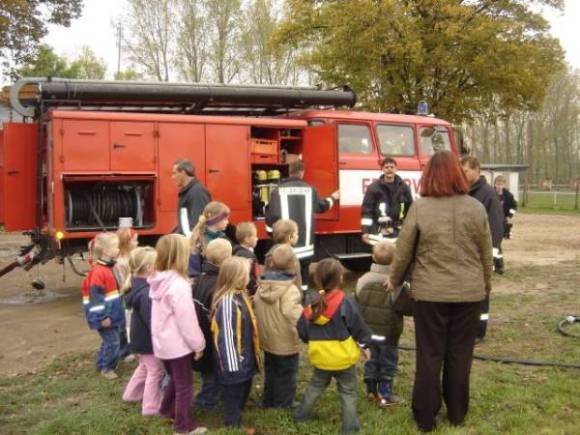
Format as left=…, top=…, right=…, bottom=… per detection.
left=194, top=371, right=222, bottom=408
left=96, top=327, right=120, bottom=371
left=364, top=343, right=399, bottom=382
left=295, top=365, right=360, bottom=434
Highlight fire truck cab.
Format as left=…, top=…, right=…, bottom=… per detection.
left=0, top=79, right=458, bottom=275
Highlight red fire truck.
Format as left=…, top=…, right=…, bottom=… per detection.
left=0, top=78, right=460, bottom=280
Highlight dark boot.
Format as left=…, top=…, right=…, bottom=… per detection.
left=494, top=257, right=505, bottom=275
left=364, top=379, right=378, bottom=401
left=378, top=380, right=403, bottom=407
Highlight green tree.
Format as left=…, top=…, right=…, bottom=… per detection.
left=16, top=44, right=75, bottom=78
left=114, top=68, right=143, bottom=81
left=1, top=0, right=83, bottom=72
left=68, top=46, right=106, bottom=79
left=277, top=0, right=565, bottom=122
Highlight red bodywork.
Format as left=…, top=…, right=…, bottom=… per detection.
left=0, top=108, right=456, bottom=256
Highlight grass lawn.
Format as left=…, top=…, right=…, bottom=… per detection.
left=520, top=191, right=579, bottom=213
left=2, top=258, right=580, bottom=435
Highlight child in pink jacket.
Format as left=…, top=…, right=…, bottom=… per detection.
left=149, top=234, right=207, bottom=435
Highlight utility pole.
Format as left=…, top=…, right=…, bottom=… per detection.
left=116, top=22, right=123, bottom=75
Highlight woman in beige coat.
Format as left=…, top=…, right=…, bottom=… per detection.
left=387, top=151, right=492, bottom=432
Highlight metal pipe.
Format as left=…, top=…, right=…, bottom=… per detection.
left=9, top=78, right=356, bottom=115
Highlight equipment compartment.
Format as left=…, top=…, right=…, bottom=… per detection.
left=63, top=176, right=155, bottom=231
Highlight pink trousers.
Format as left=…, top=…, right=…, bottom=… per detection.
left=122, top=354, right=165, bottom=415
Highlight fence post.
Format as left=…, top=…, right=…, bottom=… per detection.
left=575, top=178, right=579, bottom=211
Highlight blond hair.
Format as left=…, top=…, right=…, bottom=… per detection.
left=121, top=246, right=157, bottom=291
left=206, top=238, right=233, bottom=267
left=211, top=257, right=250, bottom=314
left=372, top=241, right=395, bottom=266
left=272, top=219, right=298, bottom=244
left=269, top=244, right=297, bottom=273
left=190, top=201, right=230, bottom=254
left=89, top=232, right=119, bottom=262
left=155, top=234, right=190, bottom=279
left=117, top=227, right=137, bottom=258
left=235, top=222, right=257, bottom=245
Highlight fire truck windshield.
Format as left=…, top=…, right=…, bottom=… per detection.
left=376, top=124, right=415, bottom=156
left=420, top=126, right=451, bottom=156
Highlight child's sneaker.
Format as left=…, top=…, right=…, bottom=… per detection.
left=175, top=428, right=208, bottom=435
left=101, top=370, right=118, bottom=380
left=378, top=380, right=403, bottom=407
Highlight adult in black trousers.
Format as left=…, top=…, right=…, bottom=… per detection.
left=388, top=151, right=492, bottom=432
left=461, top=156, right=504, bottom=340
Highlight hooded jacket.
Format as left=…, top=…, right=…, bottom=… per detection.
left=124, top=277, right=154, bottom=354
left=265, top=176, right=334, bottom=260
left=361, top=174, right=413, bottom=235
left=254, top=270, right=302, bottom=355
left=176, top=178, right=211, bottom=236
left=81, top=260, right=124, bottom=330
left=148, top=270, right=205, bottom=360
left=469, top=175, right=504, bottom=249
left=297, top=289, right=371, bottom=371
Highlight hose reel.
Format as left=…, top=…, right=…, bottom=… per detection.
left=66, top=183, right=145, bottom=229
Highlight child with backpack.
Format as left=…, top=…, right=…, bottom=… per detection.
left=295, top=258, right=372, bottom=434
left=355, top=240, right=403, bottom=407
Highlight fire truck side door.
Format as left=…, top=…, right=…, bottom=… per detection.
left=1, top=123, right=37, bottom=231
left=205, top=124, right=251, bottom=221
left=302, top=123, right=339, bottom=220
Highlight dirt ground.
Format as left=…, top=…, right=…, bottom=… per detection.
left=0, top=212, right=579, bottom=377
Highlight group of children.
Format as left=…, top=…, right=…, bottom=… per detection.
left=81, top=200, right=406, bottom=434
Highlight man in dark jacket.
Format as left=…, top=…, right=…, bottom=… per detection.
left=266, top=160, right=339, bottom=291
left=462, top=156, right=504, bottom=341
left=361, top=157, right=414, bottom=244
left=172, top=159, right=211, bottom=236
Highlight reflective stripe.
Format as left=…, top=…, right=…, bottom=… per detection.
left=301, top=285, right=308, bottom=291
left=105, top=293, right=120, bottom=302
left=326, top=197, right=334, bottom=207
left=509, top=209, right=516, bottom=215
left=492, top=248, right=499, bottom=257
left=279, top=186, right=313, bottom=248
left=265, top=225, right=273, bottom=233
left=180, top=207, right=191, bottom=238
left=295, top=251, right=314, bottom=259
left=89, top=305, right=105, bottom=312
left=480, top=313, right=489, bottom=321
left=361, top=218, right=373, bottom=226
left=371, top=334, right=386, bottom=342
left=293, top=245, right=314, bottom=254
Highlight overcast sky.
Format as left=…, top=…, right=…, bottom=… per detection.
left=40, top=0, right=580, bottom=80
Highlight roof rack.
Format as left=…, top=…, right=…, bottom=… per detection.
left=9, top=78, right=357, bottom=118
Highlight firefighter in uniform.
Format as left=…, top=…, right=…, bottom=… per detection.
left=461, top=156, right=504, bottom=342
left=360, top=157, right=414, bottom=244
left=265, top=160, right=339, bottom=291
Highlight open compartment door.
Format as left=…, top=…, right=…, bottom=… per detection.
left=302, top=123, right=339, bottom=220
left=1, top=123, right=38, bottom=231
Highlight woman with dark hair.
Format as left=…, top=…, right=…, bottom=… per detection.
left=387, top=151, right=493, bottom=432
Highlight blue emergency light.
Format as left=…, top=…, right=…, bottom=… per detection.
left=417, top=101, right=429, bottom=115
